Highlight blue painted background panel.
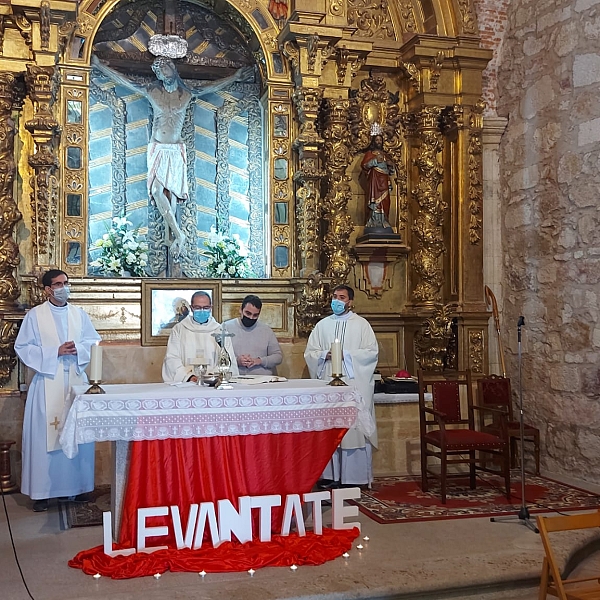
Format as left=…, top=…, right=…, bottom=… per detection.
left=88, top=79, right=264, bottom=277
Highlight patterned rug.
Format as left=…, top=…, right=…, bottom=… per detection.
left=61, top=485, right=110, bottom=528
left=354, top=472, right=600, bottom=524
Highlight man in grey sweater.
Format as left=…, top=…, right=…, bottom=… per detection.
left=223, top=295, right=283, bottom=375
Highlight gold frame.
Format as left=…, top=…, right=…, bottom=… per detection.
left=141, top=279, right=223, bottom=346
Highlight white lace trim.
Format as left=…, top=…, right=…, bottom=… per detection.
left=60, top=383, right=370, bottom=458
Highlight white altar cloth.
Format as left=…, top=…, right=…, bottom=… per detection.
left=60, top=379, right=373, bottom=459
left=374, top=392, right=432, bottom=404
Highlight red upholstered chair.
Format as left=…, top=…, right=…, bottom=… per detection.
left=477, top=374, right=540, bottom=475
left=418, top=369, right=511, bottom=504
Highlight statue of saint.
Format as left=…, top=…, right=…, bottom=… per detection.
left=361, top=127, right=395, bottom=231
left=91, top=55, right=252, bottom=258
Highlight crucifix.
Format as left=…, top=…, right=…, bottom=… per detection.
left=164, top=0, right=177, bottom=35
left=50, top=416, right=60, bottom=430
left=212, top=325, right=235, bottom=389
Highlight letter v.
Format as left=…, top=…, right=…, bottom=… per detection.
left=171, top=504, right=199, bottom=550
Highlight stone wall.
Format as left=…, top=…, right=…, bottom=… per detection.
left=496, top=0, right=600, bottom=481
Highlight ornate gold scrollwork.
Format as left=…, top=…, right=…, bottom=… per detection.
left=292, top=87, right=325, bottom=276
left=400, top=61, right=420, bottom=92
left=383, top=88, right=407, bottom=227
left=76, top=13, right=95, bottom=36
left=468, top=329, right=484, bottom=373
left=329, top=0, right=345, bottom=17
left=15, top=14, right=33, bottom=52
left=322, top=99, right=354, bottom=285
left=348, top=76, right=388, bottom=151
left=0, top=319, right=19, bottom=387
left=57, top=21, right=76, bottom=59
left=429, top=51, right=445, bottom=92
left=306, top=35, right=319, bottom=73
left=336, top=47, right=349, bottom=86
left=468, top=101, right=484, bottom=244
left=0, top=16, right=5, bottom=56
left=0, top=74, right=22, bottom=309
left=265, top=33, right=278, bottom=51
left=292, top=272, right=329, bottom=337
left=398, top=0, right=417, bottom=33
left=23, top=268, right=46, bottom=308
left=335, top=47, right=366, bottom=88
left=40, top=0, right=51, bottom=50
left=457, top=0, right=478, bottom=35
left=411, top=107, right=445, bottom=304
left=0, top=72, right=24, bottom=385
left=294, top=177, right=320, bottom=264
left=347, top=0, right=395, bottom=39
left=273, top=180, right=288, bottom=200
left=281, top=41, right=300, bottom=79
left=273, top=226, right=289, bottom=246
left=292, top=87, right=323, bottom=146
left=414, top=303, right=455, bottom=372
left=25, top=65, right=60, bottom=264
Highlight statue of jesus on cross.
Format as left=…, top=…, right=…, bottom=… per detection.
left=91, top=55, right=252, bottom=259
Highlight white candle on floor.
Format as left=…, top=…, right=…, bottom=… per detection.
left=331, top=339, right=342, bottom=375
left=90, top=343, right=102, bottom=381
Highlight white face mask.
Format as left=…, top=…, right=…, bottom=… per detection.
left=52, top=286, right=70, bottom=304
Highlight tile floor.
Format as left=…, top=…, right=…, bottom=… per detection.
left=2, top=473, right=600, bottom=600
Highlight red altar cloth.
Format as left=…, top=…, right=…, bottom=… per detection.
left=70, top=429, right=359, bottom=578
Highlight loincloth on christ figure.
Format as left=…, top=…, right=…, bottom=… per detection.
left=147, top=142, right=189, bottom=200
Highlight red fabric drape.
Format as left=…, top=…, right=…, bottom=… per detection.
left=70, top=429, right=356, bottom=578
left=69, top=528, right=360, bottom=579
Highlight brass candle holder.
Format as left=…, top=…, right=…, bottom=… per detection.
left=86, top=380, right=106, bottom=394
left=328, top=373, right=347, bottom=387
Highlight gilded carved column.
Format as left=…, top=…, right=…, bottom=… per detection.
left=25, top=65, right=60, bottom=268
left=0, top=73, right=24, bottom=385
left=409, top=106, right=445, bottom=306
left=441, top=102, right=488, bottom=374
left=291, top=86, right=325, bottom=276
left=322, top=98, right=353, bottom=284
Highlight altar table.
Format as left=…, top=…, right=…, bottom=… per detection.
left=61, top=379, right=372, bottom=574
left=61, top=379, right=370, bottom=456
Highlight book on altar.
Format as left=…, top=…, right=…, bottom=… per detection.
left=230, top=375, right=288, bottom=385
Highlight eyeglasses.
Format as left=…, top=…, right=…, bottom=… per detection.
left=191, top=306, right=211, bottom=311
left=50, top=281, right=69, bottom=289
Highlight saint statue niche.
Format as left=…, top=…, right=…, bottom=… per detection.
left=361, top=122, right=395, bottom=233
left=91, top=55, right=252, bottom=260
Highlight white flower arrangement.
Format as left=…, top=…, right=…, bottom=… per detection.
left=89, top=217, right=149, bottom=277
left=203, top=227, right=254, bottom=278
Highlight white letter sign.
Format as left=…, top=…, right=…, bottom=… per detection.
left=137, top=506, right=169, bottom=552
left=331, top=487, right=361, bottom=532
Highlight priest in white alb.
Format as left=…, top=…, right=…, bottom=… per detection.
left=304, top=284, right=379, bottom=487
left=162, top=290, right=239, bottom=383
left=15, top=269, right=101, bottom=512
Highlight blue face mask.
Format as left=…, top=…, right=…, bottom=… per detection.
left=193, top=309, right=211, bottom=324
left=331, top=299, right=347, bottom=315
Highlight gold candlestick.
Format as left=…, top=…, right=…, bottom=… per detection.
left=328, top=373, right=347, bottom=386
left=86, top=379, right=106, bottom=394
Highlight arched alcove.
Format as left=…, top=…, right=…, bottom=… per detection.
left=57, top=0, right=294, bottom=279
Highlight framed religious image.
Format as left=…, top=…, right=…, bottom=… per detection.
left=141, top=280, right=222, bottom=346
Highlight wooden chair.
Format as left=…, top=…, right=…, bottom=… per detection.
left=418, top=369, right=511, bottom=504
left=477, top=374, right=541, bottom=475
left=537, top=510, right=600, bottom=599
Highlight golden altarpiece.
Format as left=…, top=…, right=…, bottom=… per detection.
left=0, top=0, right=493, bottom=393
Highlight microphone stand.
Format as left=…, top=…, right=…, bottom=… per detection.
left=490, top=316, right=538, bottom=533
